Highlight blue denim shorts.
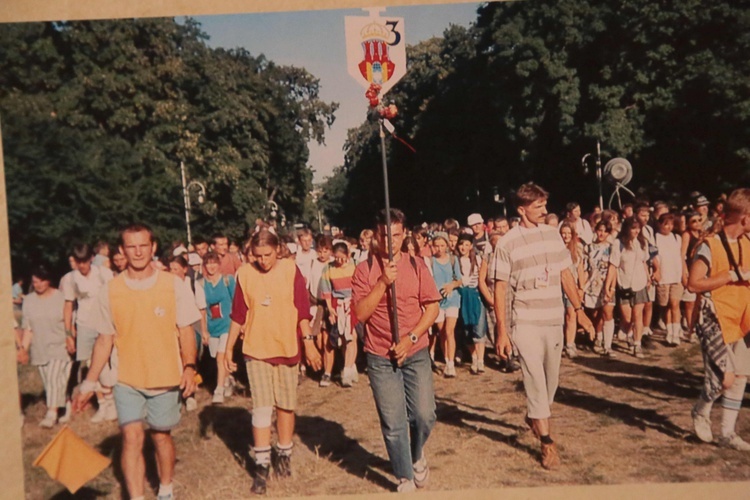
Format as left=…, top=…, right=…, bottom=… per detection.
left=113, top=384, right=181, bottom=431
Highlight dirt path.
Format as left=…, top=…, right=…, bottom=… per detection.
left=20, top=330, right=750, bottom=498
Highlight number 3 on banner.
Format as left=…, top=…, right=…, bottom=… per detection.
left=385, top=20, right=401, bottom=46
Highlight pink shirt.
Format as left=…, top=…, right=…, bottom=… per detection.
left=352, top=252, right=441, bottom=358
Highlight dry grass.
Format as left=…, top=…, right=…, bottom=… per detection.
left=20, top=328, right=750, bottom=499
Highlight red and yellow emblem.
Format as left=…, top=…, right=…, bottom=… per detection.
left=358, top=21, right=396, bottom=85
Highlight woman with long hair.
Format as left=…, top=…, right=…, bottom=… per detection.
left=430, top=232, right=462, bottom=377
left=604, top=217, right=651, bottom=358
left=681, top=211, right=704, bottom=342
left=224, top=229, right=322, bottom=494
left=456, top=233, right=487, bottom=374
left=559, top=221, right=587, bottom=358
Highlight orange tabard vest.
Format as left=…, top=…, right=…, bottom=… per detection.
left=237, top=259, right=299, bottom=360
left=109, top=271, right=182, bottom=388
left=706, top=235, right=750, bottom=344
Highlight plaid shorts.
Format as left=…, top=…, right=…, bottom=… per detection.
left=245, top=360, right=298, bottom=410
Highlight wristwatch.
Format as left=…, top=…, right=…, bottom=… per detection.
left=409, top=332, right=419, bottom=344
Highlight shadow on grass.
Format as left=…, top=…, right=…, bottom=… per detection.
left=572, top=355, right=704, bottom=401
left=21, top=392, right=45, bottom=410
left=49, top=486, right=109, bottom=499
left=555, top=386, right=691, bottom=439
left=98, top=433, right=159, bottom=500
left=295, top=415, right=395, bottom=491
left=435, top=396, right=539, bottom=459
left=198, top=406, right=254, bottom=475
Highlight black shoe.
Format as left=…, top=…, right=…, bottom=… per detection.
left=274, top=453, right=292, bottom=478
left=251, top=465, right=270, bottom=495
left=506, top=356, right=521, bottom=373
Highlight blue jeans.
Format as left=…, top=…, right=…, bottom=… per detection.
left=366, top=348, right=436, bottom=480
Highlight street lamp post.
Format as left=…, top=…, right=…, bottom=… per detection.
left=180, top=161, right=206, bottom=246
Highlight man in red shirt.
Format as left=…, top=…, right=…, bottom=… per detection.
left=212, top=233, right=241, bottom=276
left=352, top=208, right=441, bottom=493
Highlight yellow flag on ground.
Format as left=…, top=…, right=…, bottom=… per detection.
left=33, top=425, right=111, bottom=493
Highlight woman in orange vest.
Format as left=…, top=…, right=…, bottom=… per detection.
left=224, top=229, right=322, bottom=495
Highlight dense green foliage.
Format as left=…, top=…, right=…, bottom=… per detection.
left=0, top=19, right=336, bottom=277
left=328, top=0, right=750, bottom=231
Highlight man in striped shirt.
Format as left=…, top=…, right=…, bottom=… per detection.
left=491, top=183, right=594, bottom=470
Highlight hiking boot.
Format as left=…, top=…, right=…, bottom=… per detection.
left=633, top=345, right=645, bottom=359
left=691, top=407, right=713, bottom=443
left=274, top=453, right=292, bottom=478
left=396, top=478, right=416, bottom=493
left=39, top=411, right=57, bottom=429
left=212, top=390, right=225, bottom=405
left=251, top=465, right=270, bottom=495
left=718, top=433, right=750, bottom=451
left=506, top=356, right=521, bottom=373
left=413, top=456, right=429, bottom=488
left=541, top=441, right=561, bottom=470
left=319, top=374, right=332, bottom=387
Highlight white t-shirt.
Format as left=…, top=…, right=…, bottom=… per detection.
left=655, top=232, right=682, bottom=284
left=609, top=241, right=649, bottom=290
left=309, top=257, right=331, bottom=299
left=182, top=275, right=207, bottom=309
left=63, top=265, right=114, bottom=328
left=295, top=248, right=318, bottom=287
left=94, top=270, right=201, bottom=336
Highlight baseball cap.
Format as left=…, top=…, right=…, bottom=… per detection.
left=467, top=213, right=484, bottom=226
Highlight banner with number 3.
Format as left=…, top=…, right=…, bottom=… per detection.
left=345, top=9, right=406, bottom=96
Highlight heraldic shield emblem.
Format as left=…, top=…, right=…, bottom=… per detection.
left=345, top=13, right=406, bottom=96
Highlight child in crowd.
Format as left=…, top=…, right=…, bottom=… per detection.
left=318, top=242, right=359, bottom=387
left=655, top=213, right=686, bottom=346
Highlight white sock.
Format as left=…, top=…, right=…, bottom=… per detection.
left=277, top=441, right=293, bottom=457
left=157, top=483, right=173, bottom=497
left=721, top=377, right=747, bottom=437
left=603, top=320, right=615, bottom=350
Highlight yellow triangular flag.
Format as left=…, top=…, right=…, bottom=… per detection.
left=33, top=425, right=111, bottom=493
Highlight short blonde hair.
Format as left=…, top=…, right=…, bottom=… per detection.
left=725, top=188, right=750, bottom=218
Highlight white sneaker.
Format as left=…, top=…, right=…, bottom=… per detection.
left=477, top=361, right=485, bottom=373
left=691, top=406, right=713, bottom=443
left=212, top=390, right=225, bottom=404
left=666, top=330, right=673, bottom=345
left=673, top=331, right=682, bottom=346
left=657, top=319, right=666, bottom=330
left=413, top=456, right=429, bottom=488
left=718, top=433, right=750, bottom=451
left=90, top=400, right=111, bottom=423
left=224, top=376, right=235, bottom=398
left=58, top=401, right=73, bottom=424
left=397, top=478, right=416, bottom=493
left=341, top=368, right=353, bottom=388
left=444, top=363, right=456, bottom=378
left=39, top=411, right=57, bottom=428
left=617, top=330, right=627, bottom=342
left=185, top=397, right=198, bottom=412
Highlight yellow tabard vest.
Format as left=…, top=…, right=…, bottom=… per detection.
left=109, top=271, right=182, bottom=388
left=706, top=235, right=750, bottom=344
left=237, top=259, right=299, bottom=359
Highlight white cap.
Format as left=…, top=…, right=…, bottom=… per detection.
left=187, top=253, right=202, bottom=266
left=172, top=244, right=188, bottom=256
left=467, top=213, right=484, bottom=226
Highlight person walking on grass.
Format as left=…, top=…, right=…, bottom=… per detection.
left=689, top=188, right=750, bottom=451
left=20, top=265, right=73, bottom=428
left=430, top=231, right=462, bottom=377
left=318, top=241, right=359, bottom=387
left=491, top=183, right=594, bottom=471
left=224, top=229, right=322, bottom=495
left=198, top=251, right=236, bottom=404
left=73, top=223, right=201, bottom=500
left=352, top=208, right=441, bottom=492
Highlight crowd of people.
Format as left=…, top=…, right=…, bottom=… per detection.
left=12, top=185, right=750, bottom=497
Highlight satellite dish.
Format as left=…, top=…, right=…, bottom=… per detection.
left=603, top=158, right=632, bottom=186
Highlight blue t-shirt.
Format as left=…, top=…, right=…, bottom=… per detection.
left=202, top=275, right=236, bottom=337
left=431, top=256, right=462, bottom=309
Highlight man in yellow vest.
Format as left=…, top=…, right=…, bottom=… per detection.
left=74, top=224, right=201, bottom=500
left=688, top=188, right=750, bottom=451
